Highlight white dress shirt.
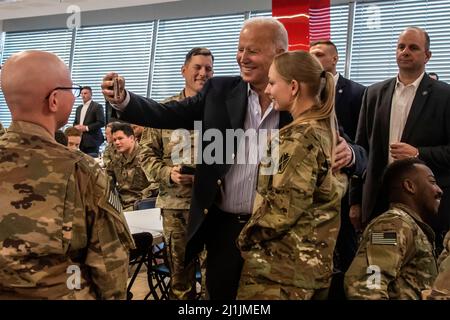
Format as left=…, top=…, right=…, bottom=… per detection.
left=388, top=72, right=424, bottom=163
left=79, top=99, right=92, bottom=130
left=217, top=84, right=279, bottom=214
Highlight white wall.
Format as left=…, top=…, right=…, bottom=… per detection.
left=3, top=0, right=271, bottom=32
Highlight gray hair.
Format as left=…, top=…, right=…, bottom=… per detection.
left=242, top=17, right=288, bottom=51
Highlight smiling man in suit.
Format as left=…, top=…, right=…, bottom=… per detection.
left=102, top=18, right=290, bottom=300
left=101, top=17, right=366, bottom=300
left=74, top=86, right=105, bottom=157
left=350, top=27, right=450, bottom=251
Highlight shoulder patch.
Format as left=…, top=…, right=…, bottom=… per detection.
left=278, top=152, right=291, bottom=174
left=371, top=231, right=397, bottom=245
left=108, top=188, right=123, bottom=213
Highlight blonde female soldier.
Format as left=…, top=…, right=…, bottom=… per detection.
left=237, top=51, right=347, bottom=300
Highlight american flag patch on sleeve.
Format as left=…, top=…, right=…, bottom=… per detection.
left=371, top=231, right=397, bottom=245
left=108, top=188, right=123, bottom=213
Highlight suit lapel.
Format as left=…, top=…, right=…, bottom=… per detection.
left=85, top=101, right=94, bottom=122
left=401, top=75, right=432, bottom=141
left=379, top=78, right=397, bottom=158
left=335, top=74, right=346, bottom=110
left=226, top=80, right=248, bottom=131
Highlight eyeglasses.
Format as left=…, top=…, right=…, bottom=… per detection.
left=45, top=85, right=82, bottom=99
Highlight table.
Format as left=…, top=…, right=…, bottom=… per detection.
left=124, top=208, right=164, bottom=244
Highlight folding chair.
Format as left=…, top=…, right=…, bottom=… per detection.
left=145, top=240, right=203, bottom=300
left=133, top=197, right=157, bottom=210
left=145, top=241, right=171, bottom=300
left=127, top=232, right=154, bottom=300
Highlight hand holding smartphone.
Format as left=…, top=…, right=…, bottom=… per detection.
left=180, top=165, right=196, bottom=175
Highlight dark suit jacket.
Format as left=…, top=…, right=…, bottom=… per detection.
left=74, top=101, right=105, bottom=150
left=335, top=74, right=366, bottom=141
left=351, top=74, right=450, bottom=224
left=119, top=76, right=365, bottom=260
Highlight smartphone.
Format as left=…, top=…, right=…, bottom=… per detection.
left=113, top=76, right=120, bottom=100
left=180, top=165, right=196, bottom=175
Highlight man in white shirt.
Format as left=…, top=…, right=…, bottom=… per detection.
left=350, top=26, right=450, bottom=252
left=101, top=18, right=366, bottom=300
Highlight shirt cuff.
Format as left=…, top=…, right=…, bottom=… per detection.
left=346, top=145, right=356, bottom=168
left=85, top=125, right=89, bottom=132
left=111, top=90, right=130, bottom=111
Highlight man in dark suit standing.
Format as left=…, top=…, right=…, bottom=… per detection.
left=310, top=40, right=366, bottom=299
left=310, top=40, right=366, bottom=141
left=350, top=27, right=450, bottom=251
left=102, top=18, right=365, bottom=300
left=74, top=86, right=105, bottom=156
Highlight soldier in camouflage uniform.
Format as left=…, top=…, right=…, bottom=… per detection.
left=140, top=47, right=214, bottom=299
left=0, top=50, right=134, bottom=299
left=102, top=122, right=119, bottom=168
left=106, top=122, right=152, bottom=211
left=345, top=158, right=441, bottom=299
left=237, top=51, right=347, bottom=300
left=427, top=230, right=450, bottom=299
left=0, top=121, right=5, bottom=135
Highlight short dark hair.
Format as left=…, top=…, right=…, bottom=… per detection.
left=64, top=126, right=81, bottom=137
left=111, top=122, right=134, bottom=137
left=55, top=130, right=68, bottom=146
left=381, top=158, right=427, bottom=197
left=184, top=47, right=214, bottom=65
left=81, top=86, right=92, bottom=93
left=106, top=121, right=123, bottom=129
left=310, top=40, right=338, bottom=56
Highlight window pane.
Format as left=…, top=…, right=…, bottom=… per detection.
left=150, top=14, right=244, bottom=101
left=351, top=0, right=450, bottom=86
left=0, top=29, right=72, bottom=127
left=71, top=22, right=154, bottom=125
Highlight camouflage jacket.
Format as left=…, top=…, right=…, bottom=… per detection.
left=102, top=143, right=117, bottom=168
left=237, top=120, right=347, bottom=289
left=428, top=230, right=450, bottom=299
left=0, top=121, right=134, bottom=300
left=140, top=90, right=196, bottom=210
left=0, top=121, right=5, bottom=136
left=345, top=203, right=438, bottom=299
left=106, top=143, right=152, bottom=211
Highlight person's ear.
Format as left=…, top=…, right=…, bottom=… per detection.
left=291, top=79, right=299, bottom=97
left=276, top=47, right=285, bottom=55
left=332, top=53, right=339, bottom=66
left=425, top=50, right=432, bottom=64
left=181, top=65, right=187, bottom=78
left=47, top=91, right=58, bottom=113
left=403, top=179, right=416, bottom=194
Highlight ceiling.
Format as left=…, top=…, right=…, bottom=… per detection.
left=0, top=0, right=181, bottom=20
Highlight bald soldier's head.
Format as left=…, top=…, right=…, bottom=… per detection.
left=1, top=50, right=75, bottom=134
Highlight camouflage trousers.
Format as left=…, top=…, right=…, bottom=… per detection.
left=237, top=274, right=329, bottom=300
left=162, top=209, right=197, bottom=300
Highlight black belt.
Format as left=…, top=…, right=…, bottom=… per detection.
left=214, top=206, right=251, bottom=224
